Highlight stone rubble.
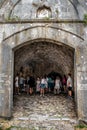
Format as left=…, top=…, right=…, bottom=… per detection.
left=0, top=93, right=78, bottom=130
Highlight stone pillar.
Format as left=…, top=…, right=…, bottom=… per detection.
left=76, top=45, right=87, bottom=120
left=0, top=42, right=13, bottom=117
left=0, top=42, right=5, bottom=117
left=80, top=46, right=87, bottom=120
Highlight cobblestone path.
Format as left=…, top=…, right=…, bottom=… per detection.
left=0, top=94, right=78, bottom=130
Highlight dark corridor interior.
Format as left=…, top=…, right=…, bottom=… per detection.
left=14, top=41, right=74, bottom=77
left=14, top=41, right=74, bottom=93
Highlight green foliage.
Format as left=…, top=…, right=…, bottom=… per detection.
left=41, top=14, right=51, bottom=20
left=83, top=14, right=87, bottom=25
left=75, top=124, right=87, bottom=128
left=44, top=16, right=50, bottom=20
left=5, top=15, right=20, bottom=22
left=55, top=9, right=58, bottom=14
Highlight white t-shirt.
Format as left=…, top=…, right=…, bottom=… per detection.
left=67, top=76, right=72, bottom=87
left=36, top=80, right=40, bottom=85
left=55, top=79, right=60, bottom=89
left=41, top=78, right=46, bottom=84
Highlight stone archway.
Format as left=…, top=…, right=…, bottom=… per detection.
left=0, top=25, right=84, bottom=119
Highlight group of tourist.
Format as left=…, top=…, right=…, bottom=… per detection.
left=15, top=73, right=73, bottom=98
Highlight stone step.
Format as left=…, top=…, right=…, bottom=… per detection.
left=7, top=126, right=73, bottom=130
left=6, top=121, right=74, bottom=130
left=18, top=116, right=77, bottom=123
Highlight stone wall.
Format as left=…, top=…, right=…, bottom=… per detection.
left=0, top=0, right=87, bottom=20
left=0, top=0, right=87, bottom=121
left=0, top=22, right=85, bottom=118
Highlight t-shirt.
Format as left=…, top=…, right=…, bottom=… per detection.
left=63, top=78, right=67, bottom=84
left=19, top=77, right=24, bottom=84
left=55, top=79, right=60, bottom=88
left=41, top=78, right=46, bottom=84
left=67, top=77, right=72, bottom=87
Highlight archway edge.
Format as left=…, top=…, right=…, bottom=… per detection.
left=3, top=25, right=83, bottom=50
left=13, top=38, right=75, bottom=51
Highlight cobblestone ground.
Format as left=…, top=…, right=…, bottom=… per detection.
left=0, top=93, right=78, bottom=130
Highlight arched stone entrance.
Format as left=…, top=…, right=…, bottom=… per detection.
left=13, top=39, right=74, bottom=98
left=0, top=25, right=84, bottom=120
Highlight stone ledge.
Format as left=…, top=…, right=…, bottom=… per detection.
left=0, top=19, right=84, bottom=24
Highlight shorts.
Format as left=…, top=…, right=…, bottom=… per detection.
left=68, top=86, right=72, bottom=91
left=41, top=84, right=45, bottom=89
left=54, top=85, right=60, bottom=89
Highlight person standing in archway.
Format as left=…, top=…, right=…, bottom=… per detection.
left=19, top=74, right=24, bottom=93
left=36, top=77, right=41, bottom=93
left=48, top=76, right=53, bottom=93
left=29, top=75, right=35, bottom=95
left=40, top=76, right=46, bottom=96
left=67, top=73, right=73, bottom=99
left=26, top=75, right=30, bottom=95
left=62, top=75, right=67, bottom=94
left=54, top=76, right=61, bottom=95
left=15, top=73, right=20, bottom=95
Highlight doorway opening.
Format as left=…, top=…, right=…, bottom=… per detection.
left=12, top=40, right=77, bottom=128
left=14, top=40, right=74, bottom=95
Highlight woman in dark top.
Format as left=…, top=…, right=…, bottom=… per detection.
left=28, top=76, right=35, bottom=95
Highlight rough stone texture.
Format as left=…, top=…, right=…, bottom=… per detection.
left=0, top=0, right=87, bottom=20
left=0, top=94, right=77, bottom=130
left=0, top=0, right=87, bottom=123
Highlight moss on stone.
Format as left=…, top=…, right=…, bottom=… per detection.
left=5, top=15, right=20, bottom=22
left=75, top=124, right=87, bottom=128
left=83, top=14, right=87, bottom=25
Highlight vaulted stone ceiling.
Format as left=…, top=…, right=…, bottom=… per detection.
left=14, top=41, right=74, bottom=78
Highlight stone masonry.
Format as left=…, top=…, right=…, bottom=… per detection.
left=0, top=0, right=87, bottom=123
left=0, top=94, right=77, bottom=130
